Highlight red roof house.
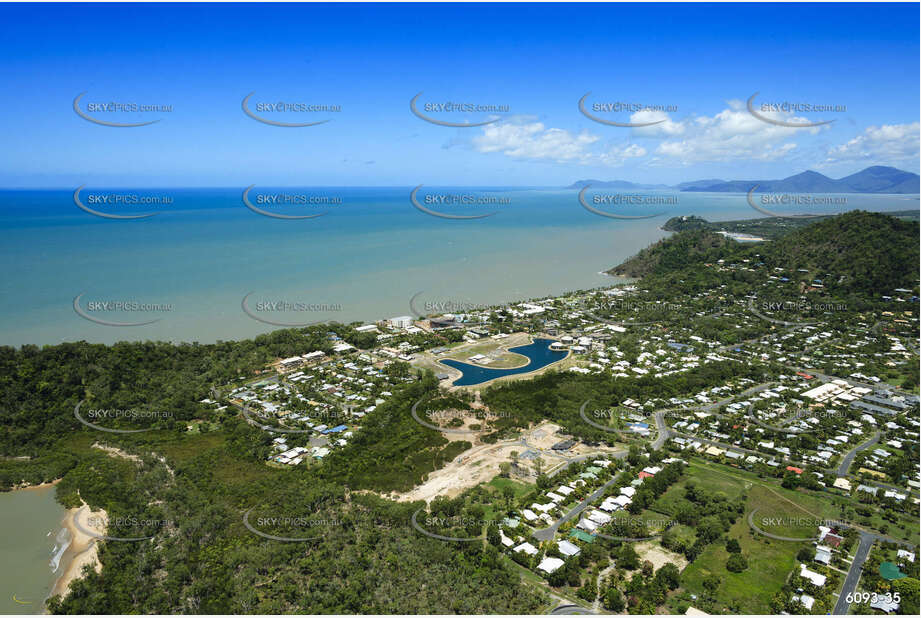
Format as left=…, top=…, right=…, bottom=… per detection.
left=824, top=533, right=844, bottom=548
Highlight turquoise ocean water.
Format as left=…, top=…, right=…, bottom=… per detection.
left=0, top=187, right=915, bottom=347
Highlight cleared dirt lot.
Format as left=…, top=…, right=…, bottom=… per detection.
left=526, top=423, right=564, bottom=450
left=634, top=541, right=689, bottom=572
left=392, top=440, right=530, bottom=503
left=390, top=420, right=625, bottom=503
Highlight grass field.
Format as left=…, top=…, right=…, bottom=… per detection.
left=681, top=508, right=800, bottom=614
left=653, top=459, right=751, bottom=514
left=664, top=459, right=919, bottom=543
left=680, top=481, right=809, bottom=613
left=481, top=477, right=534, bottom=521
left=632, top=508, right=679, bottom=535
left=669, top=523, right=698, bottom=546
left=487, top=476, right=533, bottom=499
left=675, top=457, right=919, bottom=612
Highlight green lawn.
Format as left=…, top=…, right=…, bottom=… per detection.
left=669, top=458, right=919, bottom=543
left=633, top=508, right=678, bottom=534
left=669, top=523, right=697, bottom=546
left=481, top=477, right=534, bottom=521
left=748, top=484, right=825, bottom=539
left=487, top=476, right=533, bottom=499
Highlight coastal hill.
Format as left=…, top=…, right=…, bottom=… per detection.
left=567, top=179, right=671, bottom=190
left=609, top=210, right=920, bottom=295
left=571, top=166, right=920, bottom=194
left=661, top=208, right=920, bottom=239
left=757, top=210, right=920, bottom=294
left=607, top=229, right=734, bottom=279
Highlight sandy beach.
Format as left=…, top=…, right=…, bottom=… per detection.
left=48, top=503, right=107, bottom=602
left=12, top=478, right=61, bottom=491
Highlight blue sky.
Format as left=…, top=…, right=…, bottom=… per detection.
left=0, top=2, right=918, bottom=187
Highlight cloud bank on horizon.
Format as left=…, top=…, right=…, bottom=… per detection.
left=466, top=101, right=918, bottom=173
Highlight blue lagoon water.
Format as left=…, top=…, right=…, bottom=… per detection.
left=439, top=338, right=568, bottom=386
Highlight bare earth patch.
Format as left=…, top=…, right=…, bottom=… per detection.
left=635, top=541, right=689, bottom=572
left=392, top=441, right=528, bottom=503
left=92, top=442, right=142, bottom=463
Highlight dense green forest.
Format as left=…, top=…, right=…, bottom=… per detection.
left=0, top=334, right=550, bottom=613
left=661, top=209, right=920, bottom=240
left=756, top=211, right=919, bottom=295
left=43, top=435, right=546, bottom=614
left=607, top=229, right=734, bottom=278
left=612, top=211, right=919, bottom=296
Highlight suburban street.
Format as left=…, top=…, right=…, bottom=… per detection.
left=531, top=476, right=620, bottom=542
left=837, top=432, right=881, bottom=476
left=833, top=532, right=875, bottom=615
left=651, top=410, right=672, bottom=450
left=650, top=382, right=777, bottom=451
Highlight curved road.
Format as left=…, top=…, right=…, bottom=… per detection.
left=549, top=604, right=595, bottom=615
left=650, top=382, right=777, bottom=451
left=745, top=508, right=914, bottom=616
left=747, top=508, right=818, bottom=542
left=836, top=432, right=881, bottom=477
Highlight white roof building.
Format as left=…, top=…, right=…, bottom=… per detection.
left=558, top=540, right=581, bottom=557
left=792, top=594, right=815, bottom=610
left=538, top=557, right=565, bottom=574
left=514, top=542, right=538, bottom=555
left=799, top=564, right=826, bottom=587
left=587, top=510, right=612, bottom=525
left=577, top=518, right=599, bottom=532
left=814, top=546, right=832, bottom=565
left=870, top=597, right=900, bottom=613
left=599, top=498, right=620, bottom=512
left=613, top=495, right=632, bottom=508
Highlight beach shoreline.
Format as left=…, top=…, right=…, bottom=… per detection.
left=46, top=503, right=107, bottom=610
left=10, top=478, right=61, bottom=492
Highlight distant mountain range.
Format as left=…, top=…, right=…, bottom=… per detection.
left=569, top=166, right=920, bottom=194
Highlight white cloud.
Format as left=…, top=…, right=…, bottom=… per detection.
left=599, top=143, right=647, bottom=166
left=471, top=120, right=645, bottom=167
left=472, top=121, right=599, bottom=163
left=648, top=100, right=821, bottom=164
left=824, top=122, right=920, bottom=165
left=630, top=110, right=685, bottom=136
left=470, top=100, right=840, bottom=168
